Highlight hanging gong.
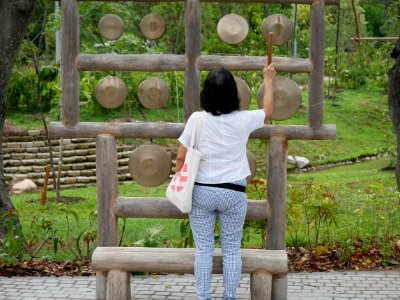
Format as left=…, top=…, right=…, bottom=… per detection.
left=98, top=14, right=124, bottom=41
left=129, top=145, right=172, bottom=187
left=246, top=150, right=257, bottom=184
left=140, top=13, right=166, bottom=40
left=257, top=76, right=301, bottom=121
left=95, top=76, right=128, bottom=109
left=261, top=14, right=293, bottom=45
left=217, top=14, right=249, bottom=45
left=138, top=77, right=170, bottom=109
left=234, top=77, right=251, bottom=110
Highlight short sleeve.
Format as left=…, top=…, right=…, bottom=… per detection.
left=178, top=112, right=197, bottom=148
left=243, top=109, right=265, bottom=133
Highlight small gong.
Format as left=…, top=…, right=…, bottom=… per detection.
left=95, top=76, right=128, bottom=109
left=140, top=13, right=166, bottom=40
left=217, top=14, right=249, bottom=45
left=234, top=77, right=251, bottom=110
left=129, top=145, right=172, bottom=187
left=98, top=14, right=124, bottom=41
left=138, top=77, right=170, bottom=109
left=246, top=150, right=257, bottom=184
left=261, top=14, right=293, bottom=45
left=257, top=76, right=302, bottom=121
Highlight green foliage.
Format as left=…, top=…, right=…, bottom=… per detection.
left=58, top=206, right=97, bottom=263
left=133, top=227, right=164, bottom=248
left=7, top=64, right=59, bottom=112
left=0, top=210, right=25, bottom=266
left=242, top=179, right=267, bottom=247
left=288, top=182, right=340, bottom=246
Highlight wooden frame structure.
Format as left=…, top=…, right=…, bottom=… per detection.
left=50, top=0, right=339, bottom=299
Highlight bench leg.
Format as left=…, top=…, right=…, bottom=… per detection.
left=250, top=269, right=272, bottom=300
left=272, top=274, right=287, bottom=300
left=96, top=271, right=107, bottom=299
left=106, top=270, right=131, bottom=300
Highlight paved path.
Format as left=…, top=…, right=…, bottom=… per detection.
left=0, top=271, right=399, bottom=299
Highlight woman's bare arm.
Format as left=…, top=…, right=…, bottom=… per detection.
left=176, top=143, right=188, bottom=172
left=262, top=62, right=276, bottom=120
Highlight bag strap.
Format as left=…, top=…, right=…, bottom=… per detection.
left=189, top=112, right=204, bottom=150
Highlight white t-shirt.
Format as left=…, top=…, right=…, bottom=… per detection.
left=178, top=109, right=265, bottom=183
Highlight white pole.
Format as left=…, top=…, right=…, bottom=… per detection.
left=292, top=4, right=298, bottom=58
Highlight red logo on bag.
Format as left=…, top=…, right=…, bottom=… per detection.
left=171, top=163, right=188, bottom=192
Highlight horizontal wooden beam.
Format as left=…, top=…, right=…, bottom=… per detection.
left=92, top=247, right=288, bottom=274
left=114, top=197, right=267, bottom=220
left=199, top=56, right=311, bottom=73
left=76, top=54, right=186, bottom=71
left=49, top=122, right=336, bottom=140
left=76, top=54, right=311, bottom=73
left=59, top=0, right=340, bottom=5
left=351, top=37, right=400, bottom=42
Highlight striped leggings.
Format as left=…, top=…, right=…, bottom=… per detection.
left=189, top=179, right=247, bottom=300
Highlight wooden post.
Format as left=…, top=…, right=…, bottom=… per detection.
left=96, top=134, right=119, bottom=299
left=40, top=164, right=51, bottom=205
left=251, top=269, right=272, bottom=300
left=61, top=0, right=80, bottom=127
left=106, top=270, right=131, bottom=300
left=268, top=33, right=273, bottom=65
left=184, top=0, right=201, bottom=120
left=308, top=0, right=325, bottom=129
left=266, top=137, right=288, bottom=300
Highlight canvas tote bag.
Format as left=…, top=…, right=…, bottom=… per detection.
left=166, top=112, right=204, bottom=213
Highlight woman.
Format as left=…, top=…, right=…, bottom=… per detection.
left=176, top=62, right=276, bottom=300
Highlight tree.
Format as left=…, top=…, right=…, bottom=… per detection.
left=387, top=0, right=400, bottom=190
left=0, top=0, right=37, bottom=237
left=388, top=42, right=400, bottom=190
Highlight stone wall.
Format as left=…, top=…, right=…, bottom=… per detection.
left=3, top=129, right=135, bottom=189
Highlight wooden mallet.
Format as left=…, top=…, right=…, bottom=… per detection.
left=268, top=32, right=273, bottom=65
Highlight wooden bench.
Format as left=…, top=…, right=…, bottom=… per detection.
left=92, top=247, right=288, bottom=300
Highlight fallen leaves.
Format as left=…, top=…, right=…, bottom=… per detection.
left=0, top=260, right=94, bottom=277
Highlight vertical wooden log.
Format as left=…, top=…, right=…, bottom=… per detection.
left=250, top=269, right=272, bottom=300
left=61, top=0, right=80, bottom=127
left=308, top=0, right=325, bottom=129
left=96, top=272, right=107, bottom=300
left=184, top=0, right=201, bottom=120
left=40, top=164, right=51, bottom=205
left=266, top=137, right=288, bottom=300
left=96, top=134, right=118, bottom=299
left=106, top=270, right=131, bottom=300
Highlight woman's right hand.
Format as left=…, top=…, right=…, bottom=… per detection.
left=263, top=62, right=276, bottom=83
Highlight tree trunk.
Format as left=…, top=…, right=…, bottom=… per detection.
left=0, top=0, right=37, bottom=238
left=388, top=42, right=400, bottom=191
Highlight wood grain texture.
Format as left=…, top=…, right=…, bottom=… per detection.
left=271, top=274, right=288, bottom=300
left=49, top=122, right=336, bottom=140
left=198, top=56, right=311, bottom=73
left=308, top=0, right=325, bottom=129
left=251, top=269, right=272, bottom=300
left=266, top=137, right=288, bottom=251
left=96, top=135, right=118, bottom=247
left=96, top=271, right=107, bottom=300
left=184, top=0, right=201, bottom=120
left=76, top=54, right=186, bottom=71
left=106, top=270, right=131, bottom=300
left=92, top=247, right=288, bottom=274
left=61, top=0, right=79, bottom=127
left=114, top=197, right=268, bottom=220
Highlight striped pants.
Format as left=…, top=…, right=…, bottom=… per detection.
left=189, top=179, right=247, bottom=300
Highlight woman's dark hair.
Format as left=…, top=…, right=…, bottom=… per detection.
left=200, top=68, right=240, bottom=116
